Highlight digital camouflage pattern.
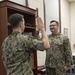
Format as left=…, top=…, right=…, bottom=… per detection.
left=45, top=33, right=73, bottom=75
left=2, top=32, right=44, bottom=75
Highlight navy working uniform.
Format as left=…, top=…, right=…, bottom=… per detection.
left=2, top=32, right=44, bottom=75
left=45, top=33, right=73, bottom=75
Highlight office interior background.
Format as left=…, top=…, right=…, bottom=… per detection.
left=0, top=0, right=75, bottom=74
left=20, top=0, right=75, bottom=67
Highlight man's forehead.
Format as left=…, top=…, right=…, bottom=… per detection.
left=50, top=22, right=57, bottom=25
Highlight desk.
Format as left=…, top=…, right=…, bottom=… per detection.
left=37, top=65, right=46, bottom=75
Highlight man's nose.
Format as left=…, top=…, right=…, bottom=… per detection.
left=50, top=26, right=54, bottom=28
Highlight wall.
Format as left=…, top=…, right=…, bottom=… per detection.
left=28, top=0, right=45, bottom=66
left=28, top=0, right=44, bottom=22
left=45, top=0, right=59, bottom=34
left=36, top=0, right=60, bottom=66
left=10, top=0, right=26, bottom=6
left=34, top=0, right=60, bottom=66
left=59, top=0, right=75, bottom=55
left=60, top=0, right=75, bottom=54
left=61, top=0, right=70, bottom=38
left=70, top=2, right=75, bottom=54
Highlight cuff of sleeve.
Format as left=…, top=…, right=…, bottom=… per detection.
left=65, top=63, right=71, bottom=68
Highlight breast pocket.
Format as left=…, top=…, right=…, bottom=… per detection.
left=55, top=39, right=63, bottom=49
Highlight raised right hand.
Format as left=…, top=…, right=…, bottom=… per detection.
left=36, top=17, right=45, bottom=31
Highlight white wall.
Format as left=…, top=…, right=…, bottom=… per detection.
left=45, top=0, right=59, bottom=34
left=61, top=0, right=70, bottom=38
left=28, top=0, right=45, bottom=66
left=70, top=2, right=75, bottom=53
left=28, top=0, right=44, bottom=22
left=9, top=0, right=26, bottom=6
left=36, top=0, right=60, bottom=66
left=60, top=0, right=75, bottom=54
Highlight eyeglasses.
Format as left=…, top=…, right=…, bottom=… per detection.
left=49, top=25, right=57, bottom=27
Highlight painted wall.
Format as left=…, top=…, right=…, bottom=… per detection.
left=9, top=0, right=26, bottom=6
left=28, top=0, right=45, bottom=66
left=35, top=0, right=59, bottom=66
left=70, top=2, right=75, bottom=54
left=45, top=0, right=59, bottom=34
left=61, top=0, right=70, bottom=38
left=28, top=0, right=44, bottom=22
left=61, top=0, right=75, bottom=55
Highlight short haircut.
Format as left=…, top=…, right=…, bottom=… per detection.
left=50, top=20, right=59, bottom=25
left=9, top=13, right=24, bottom=28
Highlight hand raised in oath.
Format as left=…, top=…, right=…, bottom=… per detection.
left=36, top=17, right=45, bottom=31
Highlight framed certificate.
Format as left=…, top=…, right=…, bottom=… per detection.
left=64, top=28, right=68, bottom=36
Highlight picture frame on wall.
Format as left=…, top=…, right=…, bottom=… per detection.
left=64, top=28, right=68, bottom=36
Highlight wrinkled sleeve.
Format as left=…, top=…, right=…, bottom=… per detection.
left=63, top=37, right=73, bottom=68
left=28, top=36, right=45, bottom=51
left=1, top=42, right=6, bottom=62
left=33, top=31, right=39, bottom=39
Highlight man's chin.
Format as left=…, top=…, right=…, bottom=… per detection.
left=51, top=30, right=54, bottom=32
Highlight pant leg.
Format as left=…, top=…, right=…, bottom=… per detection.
left=46, top=67, right=56, bottom=75
left=46, top=67, right=66, bottom=75
left=56, top=68, right=66, bottom=75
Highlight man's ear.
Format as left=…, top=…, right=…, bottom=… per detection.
left=19, top=21, right=23, bottom=27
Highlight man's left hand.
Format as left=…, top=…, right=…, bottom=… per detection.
left=64, top=66, right=69, bottom=71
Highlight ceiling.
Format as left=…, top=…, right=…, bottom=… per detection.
left=67, top=0, right=75, bottom=2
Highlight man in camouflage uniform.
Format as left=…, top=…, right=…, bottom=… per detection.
left=45, top=20, right=73, bottom=75
left=1, top=13, right=50, bottom=75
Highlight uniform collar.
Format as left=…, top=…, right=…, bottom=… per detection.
left=49, top=33, right=61, bottom=38
left=12, top=31, right=21, bottom=35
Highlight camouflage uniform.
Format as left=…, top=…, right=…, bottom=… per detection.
left=2, top=32, right=44, bottom=75
left=45, top=33, right=72, bottom=75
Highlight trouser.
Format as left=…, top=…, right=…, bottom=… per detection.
left=46, top=67, right=66, bottom=75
